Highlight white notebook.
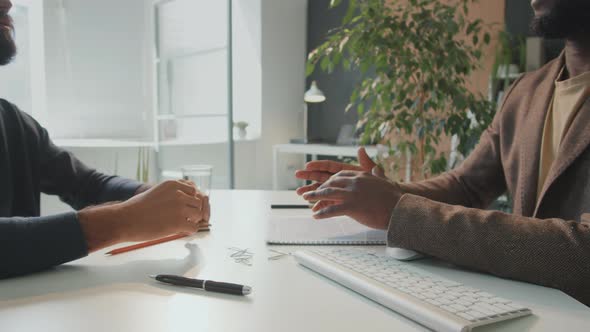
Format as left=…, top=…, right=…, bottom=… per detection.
left=267, top=215, right=387, bottom=245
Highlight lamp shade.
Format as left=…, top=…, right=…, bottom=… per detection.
left=304, top=81, right=326, bottom=103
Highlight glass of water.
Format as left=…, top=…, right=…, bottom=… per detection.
left=181, top=165, right=213, bottom=196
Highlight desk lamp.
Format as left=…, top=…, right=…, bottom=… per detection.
left=292, top=81, right=326, bottom=144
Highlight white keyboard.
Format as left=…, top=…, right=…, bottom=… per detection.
left=294, top=248, right=531, bottom=332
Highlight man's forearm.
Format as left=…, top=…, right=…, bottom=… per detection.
left=388, top=194, right=590, bottom=306
left=77, top=204, right=126, bottom=252
left=398, top=170, right=501, bottom=209
left=76, top=184, right=151, bottom=252
left=0, top=213, right=89, bottom=278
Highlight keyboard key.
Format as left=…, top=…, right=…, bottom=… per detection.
left=458, top=312, right=476, bottom=321
left=493, top=303, right=516, bottom=312
left=456, top=299, right=474, bottom=306
left=421, top=291, right=437, bottom=299
left=431, top=286, right=448, bottom=293
left=466, top=310, right=489, bottom=320
left=473, top=303, right=500, bottom=315
left=442, top=305, right=459, bottom=313
left=437, top=298, right=453, bottom=305
left=474, top=292, right=494, bottom=299
left=447, top=291, right=463, bottom=298
left=450, top=304, right=468, bottom=312
left=456, top=286, right=478, bottom=294
left=507, top=303, right=527, bottom=311
left=426, top=299, right=441, bottom=305
left=462, top=295, right=478, bottom=303
left=440, top=294, right=458, bottom=301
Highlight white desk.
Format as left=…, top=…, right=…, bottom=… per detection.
left=0, top=190, right=588, bottom=332
left=272, top=144, right=378, bottom=190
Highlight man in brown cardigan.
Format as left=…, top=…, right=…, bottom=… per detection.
left=296, top=0, right=590, bottom=306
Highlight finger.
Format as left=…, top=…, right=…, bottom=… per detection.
left=295, top=170, right=334, bottom=183
left=334, top=170, right=362, bottom=178
left=296, top=183, right=320, bottom=196
left=372, top=165, right=386, bottom=178
left=182, top=221, right=200, bottom=235
left=311, top=200, right=338, bottom=212
left=316, top=177, right=352, bottom=191
left=303, top=160, right=364, bottom=173
left=170, top=180, right=197, bottom=196
left=179, top=179, right=196, bottom=187
left=313, top=203, right=351, bottom=219
left=358, top=147, right=378, bottom=171
left=303, top=187, right=351, bottom=202
left=183, top=204, right=205, bottom=223
left=178, top=190, right=203, bottom=210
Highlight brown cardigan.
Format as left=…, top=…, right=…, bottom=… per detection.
left=388, top=53, right=590, bottom=306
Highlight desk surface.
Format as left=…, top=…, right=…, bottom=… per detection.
left=0, top=190, right=588, bottom=332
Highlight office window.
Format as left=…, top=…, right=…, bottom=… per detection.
left=155, top=0, right=230, bottom=145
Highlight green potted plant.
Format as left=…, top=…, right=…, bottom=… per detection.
left=307, top=0, right=495, bottom=180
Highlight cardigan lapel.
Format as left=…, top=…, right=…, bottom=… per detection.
left=534, top=97, right=590, bottom=216
left=519, top=53, right=565, bottom=217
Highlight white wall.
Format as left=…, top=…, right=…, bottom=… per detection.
left=43, top=0, right=151, bottom=139
left=232, top=0, right=262, bottom=139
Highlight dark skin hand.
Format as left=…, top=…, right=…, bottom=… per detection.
left=296, top=147, right=401, bottom=230
left=302, top=170, right=402, bottom=230
left=295, top=147, right=384, bottom=195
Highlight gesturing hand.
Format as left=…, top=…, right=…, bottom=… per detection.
left=301, top=170, right=402, bottom=230
left=295, top=147, right=385, bottom=196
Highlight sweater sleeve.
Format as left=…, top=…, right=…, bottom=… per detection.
left=397, top=77, right=525, bottom=209
left=388, top=194, right=590, bottom=306
left=0, top=212, right=88, bottom=278
left=20, top=113, right=143, bottom=209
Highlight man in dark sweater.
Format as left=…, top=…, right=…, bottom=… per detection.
left=0, top=0, right=210, bottom=278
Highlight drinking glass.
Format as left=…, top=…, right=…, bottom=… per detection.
left=181, top=165, right=213, bottom=196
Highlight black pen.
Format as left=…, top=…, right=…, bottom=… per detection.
left=271, top=204, right=311, bottom=209
left=149, top=275, right=252, bottom=296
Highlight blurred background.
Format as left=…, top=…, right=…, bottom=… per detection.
left=0, top=0, right=561, bottom=215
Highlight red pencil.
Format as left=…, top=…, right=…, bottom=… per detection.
left=105, top=233, right=188, bottom=256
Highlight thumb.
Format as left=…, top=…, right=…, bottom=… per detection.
left=371, top=165, right=386, bottom=178
left=358, top=147, right=377, bottom=171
